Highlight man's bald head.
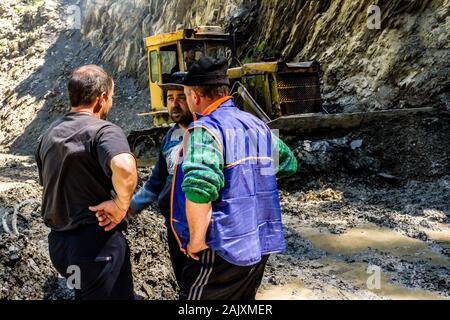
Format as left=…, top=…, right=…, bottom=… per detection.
left=68, top=65, right=113, bottom=107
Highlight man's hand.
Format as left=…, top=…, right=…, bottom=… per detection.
left=94, top=210, right=119, bottom=231
left=187, top=241, right=209, bottom=261
left=89, top=199, right=126, bottom=231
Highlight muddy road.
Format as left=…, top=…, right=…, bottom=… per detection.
left=1, top=111, right=449, bottom=300
left=0, top=0, right=449, bottom=300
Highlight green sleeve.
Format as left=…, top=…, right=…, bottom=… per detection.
left=271, top=132, right=298, bottom=178
left=181, top=127, right=224, bottom=203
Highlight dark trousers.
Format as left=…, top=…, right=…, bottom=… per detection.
left=166, top=226, right=189, bottom=288
left=48, top=224, right=134, bottom=300
left=180, top=249, right=269, bottom=300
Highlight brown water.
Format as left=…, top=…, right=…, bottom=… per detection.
left=299, top=224, right=450, bottom=266
left=257, top=260, right=448, bottom=300
left=257, top=222, right=450, bottom=300
left=425, top=225, right=450, bottom=251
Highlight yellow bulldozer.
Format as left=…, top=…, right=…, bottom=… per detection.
left=129, top=25, right=321, bottom=157
left=128, top=25, right=433, bottom=159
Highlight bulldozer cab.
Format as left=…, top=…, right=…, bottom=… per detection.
left=145, top=26, right=232, bottom=126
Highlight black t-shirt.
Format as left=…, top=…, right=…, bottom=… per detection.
left=36, top=112, right=132, bottom=231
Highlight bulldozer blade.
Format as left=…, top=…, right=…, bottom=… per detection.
left=267, top=107, right=437, bottom=133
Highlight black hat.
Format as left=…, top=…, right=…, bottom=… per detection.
left=182, top=56, right=229, bottom=86
left=158, top=72, right=186, bottom=91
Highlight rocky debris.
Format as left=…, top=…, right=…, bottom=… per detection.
left=355, top=112, right=450, bottom=180
left=376, top=172, right=400, bottom=182
left=241, top=0, right=449, bottom=111
left=293, top=136, right=380, bottom=174
left=0, top=158, right=73, bottom=299
left=0, top=233, right=74, bottom=300
left=2, top=200, right=40, bottom=236
left=283, top=111, right=450, bottom=181
left=125, top=206, right=178, bottom=300
left=0, top=204, right=177, bottom=300
left=423, top=209, right=448, bottom=223
left=297, top=188, right=343, bottom=203
left=0, top=0, right=60, bottom=99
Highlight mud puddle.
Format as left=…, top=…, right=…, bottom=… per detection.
left=257, top=260, right=447, bottom=300
left=299, top=224, right=450, bottom=265
left=257, top=222, right=449, bottom=300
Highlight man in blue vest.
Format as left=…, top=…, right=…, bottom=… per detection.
left=171, top=56, right=298, bottom=300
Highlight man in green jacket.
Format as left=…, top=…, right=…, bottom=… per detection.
left=170, top=57, right=298, bottom=300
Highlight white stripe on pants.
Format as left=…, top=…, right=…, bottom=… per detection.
left=187, top=250, right=215, bottom=300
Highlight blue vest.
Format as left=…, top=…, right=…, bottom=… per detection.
left=170, top=97, right=285, bottom=266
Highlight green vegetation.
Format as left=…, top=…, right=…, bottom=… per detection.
left=27, top=0, right=43, bottom=6
left=14, top=5, right=24, bottom=13
left=256, top=40, right=266, bottom=53
left=241, top=56, right=253, bottom=64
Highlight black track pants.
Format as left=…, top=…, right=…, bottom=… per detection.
left=180, top=249, right=269, bottom=300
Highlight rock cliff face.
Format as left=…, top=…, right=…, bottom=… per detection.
left=81, top=0, right=449, bottom=111
left=0, top=0, right=149, bottom=153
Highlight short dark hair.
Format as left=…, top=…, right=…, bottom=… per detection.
left=68, top=65, right=113, bottom=107
left=191, top=85, right=229, bottom=100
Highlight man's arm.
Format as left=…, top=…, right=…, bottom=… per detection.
left=182, top=127, right=224, bottom=259
left=111, top=153, right=138, bottom=211
left=271, top=132, right=298, bottom=178
left=90, top=153, right=137, bottom=231
left=89, top=124, right=138, bottom=231
left=185, top=200, right=211, bottom=259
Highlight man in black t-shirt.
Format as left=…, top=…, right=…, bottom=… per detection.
left=36, top=65, right=137, bottom=300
